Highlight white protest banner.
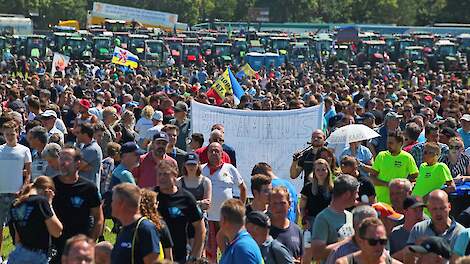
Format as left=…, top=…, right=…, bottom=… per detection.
left=51, top=52, right=70, bottom=77
left=191, top=101, right=323, bottom=195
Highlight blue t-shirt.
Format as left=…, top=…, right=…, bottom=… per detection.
left=110, top=163, right=136, bottom=189
left=272, top=178, right=298, bottom=223
left=219, top=230, right=264, bottom=264
left=111, top=218, right=161, bottom=264
left=458, top=128, right=470, bottom=149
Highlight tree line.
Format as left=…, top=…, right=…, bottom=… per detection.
left=1, top=0, right=468, bottom=29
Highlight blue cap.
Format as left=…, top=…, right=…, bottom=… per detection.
left=120, top=142, right=145, bottom=155
left=153, top=132, right=169, bottom=142
left=185, top=152, right=199, bottom=164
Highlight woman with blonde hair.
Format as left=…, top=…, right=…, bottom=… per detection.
left=139, top=189, right=174, bottom=261
left=118, top=110, right=137, bottom=144
left=299, top=158, right=334, bottom=231
left=135, top=105, right=154, bottom=143
left=7, top=176, right=63, bottom=264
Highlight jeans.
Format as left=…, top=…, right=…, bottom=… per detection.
left=7, top=245, right=48, bottom=264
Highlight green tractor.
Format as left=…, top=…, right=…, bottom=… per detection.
left=63, top=36, right=92, bottom=61
left=200, top=36, right=216, bottom=58
left=92, top=36, right=113, bottom=61
left=391, top=38, right=414, bottom=62
left=0, top=36, right=6, bottom=56
left=211, top=43, right=232, bottom=65
left=143, top=39, right=170, bottom=68
left=24, top=35, right=47, bottom=59
left=398, top=46, right=426, bottom=71
left=128, top=34, right=149, bottom=58
left=429, top=40, right=462, bottom=71
left=457, top=33, right=470, bottom=66
left=288, top=42, right=311, bottom=67
left=231, top=38, right=248, bottom=63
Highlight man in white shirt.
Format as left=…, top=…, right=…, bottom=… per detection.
left=201, top=142, right=247, bottom=262
left=40, top=109, right=64, bottom=145
left=0, top=121, right=32, bottom=252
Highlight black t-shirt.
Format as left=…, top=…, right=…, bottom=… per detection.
left=158, top=220, right=174, bottom=249
left=111, top=217, right=161, bottom=264
left=10, top=195, right=53, bottom=251
left=300, top=183, right=331, bottom=218
left=297, top=150, right=316, bottom=187
left=52, top=176, right=101, bottom=241
left=358, top=176, right=376, bottom=203
left=156, top=187, right=203, bottom=262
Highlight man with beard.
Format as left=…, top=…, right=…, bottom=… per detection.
left=290, top=129, right=327, bottom=187
left=133, top=132, right=177, bottom=189
left=51, top=145, right=103, bottom=263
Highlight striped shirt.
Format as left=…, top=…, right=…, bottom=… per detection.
left=442, top=153, right=470, bottom=178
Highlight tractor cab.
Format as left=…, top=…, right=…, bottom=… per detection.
left=288, top=42, right=310, bottom=66
left=25, top=35, right=47, bottom=58
left=128, top=34, right=149, bottom=57
left=164, top=37, right=184, bottom=64
left=182, top=43, right=202, bottom=65
left=144, top=40, right=170, bottom=67
left=63, top=36, right=92, bottom=60
left=268, top=36, right=290, bottom=55
left=356, top=40, right=387, bottom=66
left=211, top=43, right=232, bottom=64
left=93, top=36, right=112, bottom=60
left=200, top=37, right=216, bottom=57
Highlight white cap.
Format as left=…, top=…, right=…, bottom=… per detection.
left=152, top=111, right=163, bottom=121
left=40, top=110, right=57, bottom=119
left=461, top=114, right=470, bottom=122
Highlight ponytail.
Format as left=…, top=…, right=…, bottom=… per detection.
left=13, top=176, right=55, bottom=206
left=14, top=183, right=34, bottom=206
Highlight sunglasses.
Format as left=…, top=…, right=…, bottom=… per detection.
left=362, top=237, right=388, bottom=246
left=449, top=145, right=462, bottom=150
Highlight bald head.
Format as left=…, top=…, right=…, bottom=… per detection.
left=428, top=190, right=449, bottom=203
left=427, top=190, right=450, bottom=223
left=311, top=129, right=326, bottom=148
left=208, top=142, right=223, bottom=165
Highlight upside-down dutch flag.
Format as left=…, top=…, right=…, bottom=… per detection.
left=206, top=68, right=245, bottom=105
left=111, top=47, right=139, bottom=69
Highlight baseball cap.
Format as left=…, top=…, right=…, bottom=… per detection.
left=372, top=202, right=404, bottom=222
left=384, top=111, right=403, bottom=121
left=174, top=101, right=188, bottom=112
left=120, top=142, right=145, bottom=155
left=409, top=236, right=451, bottom=259
left=461, top=114, right=470, bottom=122
left=152, top=111, right=163, bottom=121
left=356, top=112, right=375, bottom=122
left=403, top=196, right=426, bottom=210
left=40, top=110, right=58, bottom=119
left=153, top=132, right=169, bottom=142
left=79, top=99, right=92, bottom=109
left=126, top=101, right=139, bottom=108
left=246, top=211, right=271, bottom=228
left=185, top=153, right=199, bottom=165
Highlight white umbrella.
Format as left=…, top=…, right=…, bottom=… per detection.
left=326, top=124, right=380, bottom=144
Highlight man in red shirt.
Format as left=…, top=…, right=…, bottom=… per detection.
left=195, top=129, right=231, bottom=164
left=133, top=132, right=177, bottom=188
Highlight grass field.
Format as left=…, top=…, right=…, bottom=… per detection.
left=1, top=219, right=117, bottom=260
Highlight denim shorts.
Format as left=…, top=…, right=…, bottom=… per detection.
left=7, top=245, right=48, bottom=264
left=0, top=193, right=16, bottom=226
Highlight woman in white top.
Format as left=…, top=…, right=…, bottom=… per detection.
left=135, top=105, right=154, bottom=141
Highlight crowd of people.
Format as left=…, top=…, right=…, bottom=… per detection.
left=1, top=53, right=470, bottom=264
